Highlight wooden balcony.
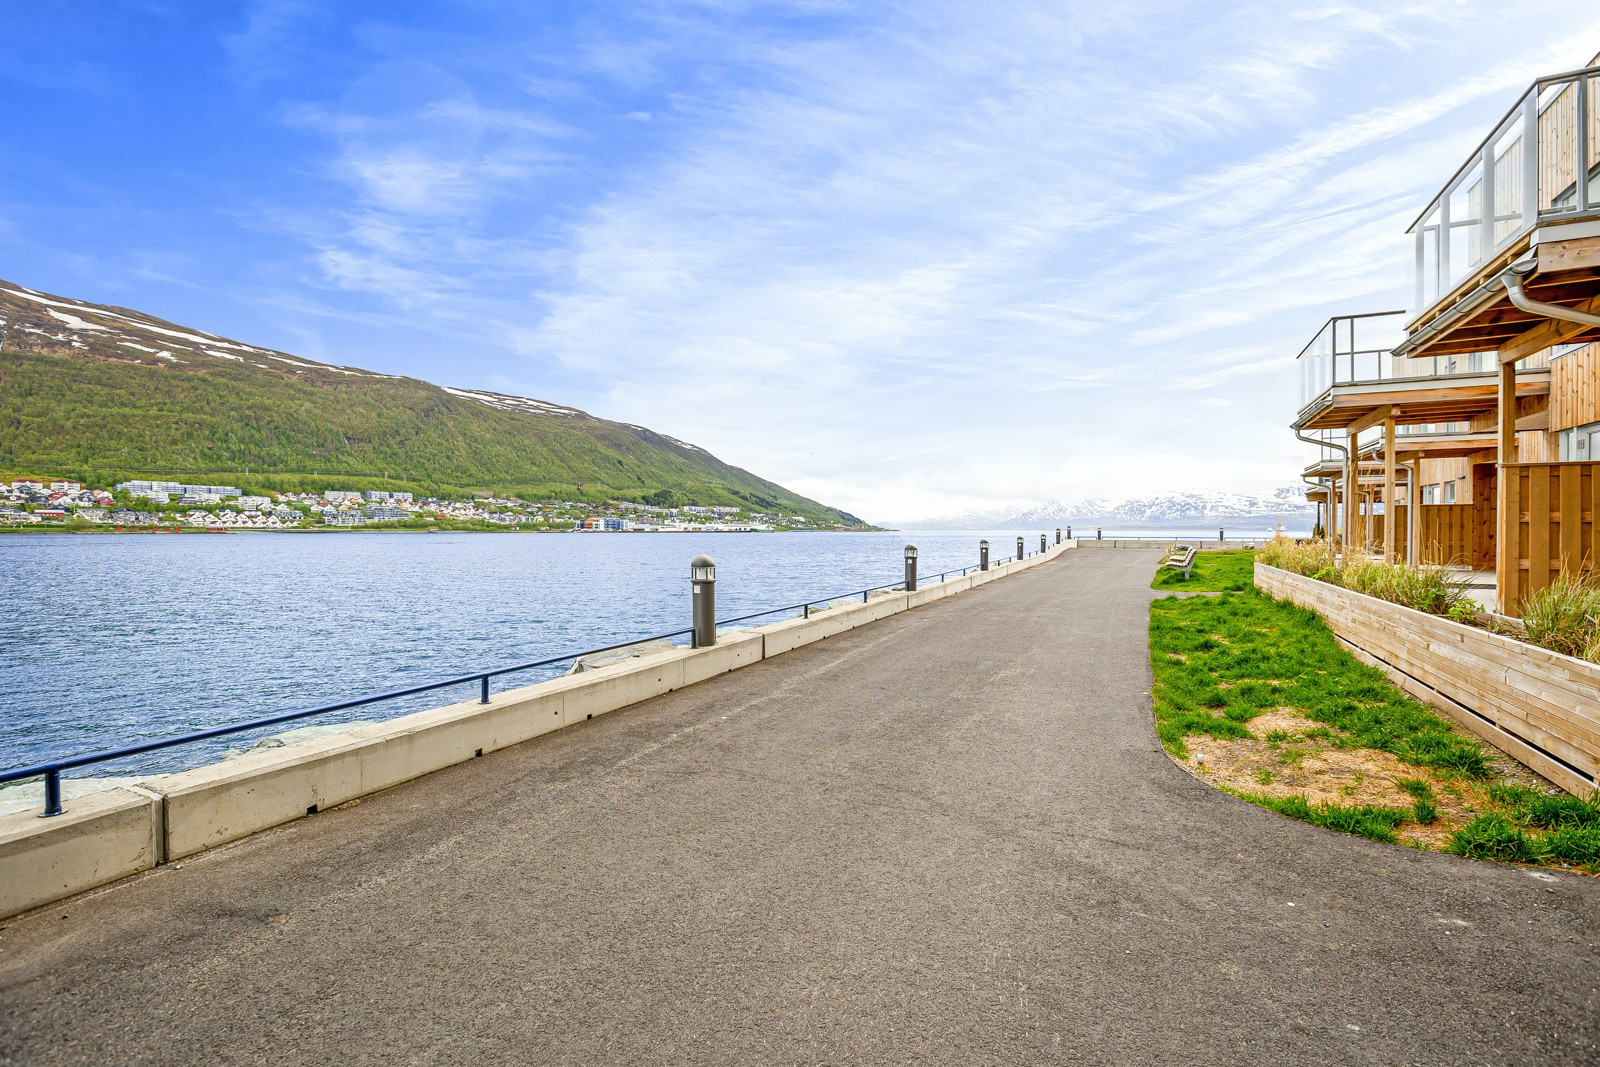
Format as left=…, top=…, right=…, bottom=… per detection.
left=1401, top=62, right=1600, bottom=361
left=1294, top=369, right=1550, bottom=433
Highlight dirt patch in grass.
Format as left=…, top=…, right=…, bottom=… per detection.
left=1151, top=586, right=1598, bottom=873
left=1181, top=708, right=1558, bottom=850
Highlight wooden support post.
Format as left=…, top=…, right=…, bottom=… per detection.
left=1383, top=413, right=1397, bottom=564
left=1496, top=357, right=1518, bottom=614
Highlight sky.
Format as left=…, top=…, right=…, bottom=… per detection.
left=2, top=1, right=1598, bottom=523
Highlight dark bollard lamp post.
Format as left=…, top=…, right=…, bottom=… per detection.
left=1055, top=528, right=1062, bottom=545
left=1041, top=534, right=1047, bottom=554
left=1017, top=536, right=1025, bottom=561
left=904, top=544, right=918, bottom=592
left=691, top=554, right=717, bottom=648
left=979, top=539, right=989, bottom=571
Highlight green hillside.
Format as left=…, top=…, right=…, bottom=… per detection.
left=0, top=280, right=863, bottom=523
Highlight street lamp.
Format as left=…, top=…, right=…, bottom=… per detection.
left=979, top=539, right=990, bottom=571
left=904, top=544, right=918, bottom=592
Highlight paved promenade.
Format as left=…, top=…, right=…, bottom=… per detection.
left=3, top=550, right=1597, bottom=1065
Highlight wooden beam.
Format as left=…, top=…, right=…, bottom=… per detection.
left=1500, top=292, right=1600, bottom=364
left=1515, top=408, right=1551, bottom=432
left=1345, top=403, right=1393, bottom=438
left=1537, top=236, right=1600, bottom=273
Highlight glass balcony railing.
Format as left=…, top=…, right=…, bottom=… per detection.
left=1297, top=312, right=1407, bottom=410
left=1296, top=312, right=1506, bottom=412
left=1410, top=63, right=1600, bottom=315
left=1396, top=421, right=1473, bottom=437
left=1302, top=428, right=1349, bottom=470
left=1362, top=423, right=1477, bottom=455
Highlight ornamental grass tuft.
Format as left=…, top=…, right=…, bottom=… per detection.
left=1254, top=537, right=1472, bottom=618
left=1519, top=573, right=1600, bottom=664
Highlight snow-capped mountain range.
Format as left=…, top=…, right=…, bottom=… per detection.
left=909, top=487, right=1315, bottom=531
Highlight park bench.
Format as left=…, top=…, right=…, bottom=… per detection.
left=1161, top=544, right=1197, bottom=579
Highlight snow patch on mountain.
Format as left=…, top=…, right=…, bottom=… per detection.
left=442, top=387, right=588, bottom=418
left=912, top=487, right=1316, bottom=530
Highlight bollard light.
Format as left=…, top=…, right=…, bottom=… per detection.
left=690, top=553, right=717, bottom=648
left=1096, top=527, right=1102, bottom=541
left=1041, top=534, right=1047, bottom=554
left=1017, top=536, right=1025, bottom=561
left=1066, top=525, right=1072, bottom=540
left=1219, top=528, right=1225, bottom=543
left=1055, top=528, right=1061, bottom=545
left=904, top=544, right=918, bottom=593
left=979, top=539, right=990, bottom=571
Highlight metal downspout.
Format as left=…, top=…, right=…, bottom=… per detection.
left=1398, top=460, right=1418, bottom=564
left=1296, top=429, right=1346, bottom=542
left=1300, top=478, right=1327, bottom=537
left=1500, top=267, right=1600, bottom=330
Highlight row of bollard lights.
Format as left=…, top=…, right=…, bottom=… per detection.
left=688, top=528, right=1081, bottom=648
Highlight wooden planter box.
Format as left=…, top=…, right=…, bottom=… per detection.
left=1254, top=562, right=1600, bottom=796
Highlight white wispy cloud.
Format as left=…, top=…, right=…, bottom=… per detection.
left=240, top=0, right=1600, bottom=520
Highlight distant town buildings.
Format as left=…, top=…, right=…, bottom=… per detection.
left=3, top=477, right=824, bottom=533
left=116, top=480, right=241, bottom=500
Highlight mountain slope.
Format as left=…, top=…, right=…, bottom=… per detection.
left=0, top=280, right=862, bottom=523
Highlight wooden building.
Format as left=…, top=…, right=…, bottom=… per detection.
left=1295, top=55, right=1600, bottom=615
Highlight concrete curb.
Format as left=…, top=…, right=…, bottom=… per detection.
left=0, top=541, right=1075, bottom=918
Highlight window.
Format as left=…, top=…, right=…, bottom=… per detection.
left=1442, top=481, right=1457, bottom=504
left=1558, top=421, right=1600, bottom=462
left=1421, top=484, right=1440, bottom=505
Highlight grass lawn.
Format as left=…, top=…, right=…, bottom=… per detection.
left=1149, top=585, right=1600, bottom=870
left=1150, top=549, right=1255, bottom=592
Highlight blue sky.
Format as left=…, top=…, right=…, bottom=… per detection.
left=2, top=1, right=1598, bottom=522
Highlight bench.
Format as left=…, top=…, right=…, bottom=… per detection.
left=1161, top=544, right=1197, bottom=579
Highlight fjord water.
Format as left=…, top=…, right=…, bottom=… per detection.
left=0, top=530, right=1024, bottom=777
left=1, top=528, right=1276, bottom=778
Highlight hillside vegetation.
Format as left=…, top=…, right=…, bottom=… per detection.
left=0, top=281, right=861, bottom=523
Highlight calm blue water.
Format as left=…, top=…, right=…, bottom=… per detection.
left=1, top=527, right=1283, bottom=778
left=0, top=529, right=1079, bottom=777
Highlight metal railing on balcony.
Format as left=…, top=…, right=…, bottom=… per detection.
left=1296, top=312, right=1407, bottom=410
left=1301, top=428, right=1349, bottom=471
left=1297, top=312, right=1505, bottom=413
left=1410, top=62, right=1600, bottom=316
left=1358, top=423, right=1481, bottom=457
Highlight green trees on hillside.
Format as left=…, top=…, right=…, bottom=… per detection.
left=0, top=349, right=858, bottom=524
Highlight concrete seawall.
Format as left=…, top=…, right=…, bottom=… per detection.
left=1, top=540, right=1075, bottom=919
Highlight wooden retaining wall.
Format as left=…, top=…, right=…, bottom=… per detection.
left=1255, top=562, right=1600, bottom=797
left=1501, top=462, right=1599, bottom=609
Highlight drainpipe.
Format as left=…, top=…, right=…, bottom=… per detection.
left=1397, top=460, right=1418, bottom=565
left=1301, top=478, right=1327, bottom=538
left=1296, top=428, right=1346, bottom=543
left=1499, top=264, right=1600, bottom=329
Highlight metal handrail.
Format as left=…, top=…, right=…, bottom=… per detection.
left=1, top=547, right=1054, bottom=815
left=1407, top=62, right=1600, bottom=234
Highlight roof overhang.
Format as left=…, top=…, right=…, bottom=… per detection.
left=1397, top=224, right=1600, bottom=360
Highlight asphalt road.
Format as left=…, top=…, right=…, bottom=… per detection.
left=3, top=548, right=1597, bottom=1065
